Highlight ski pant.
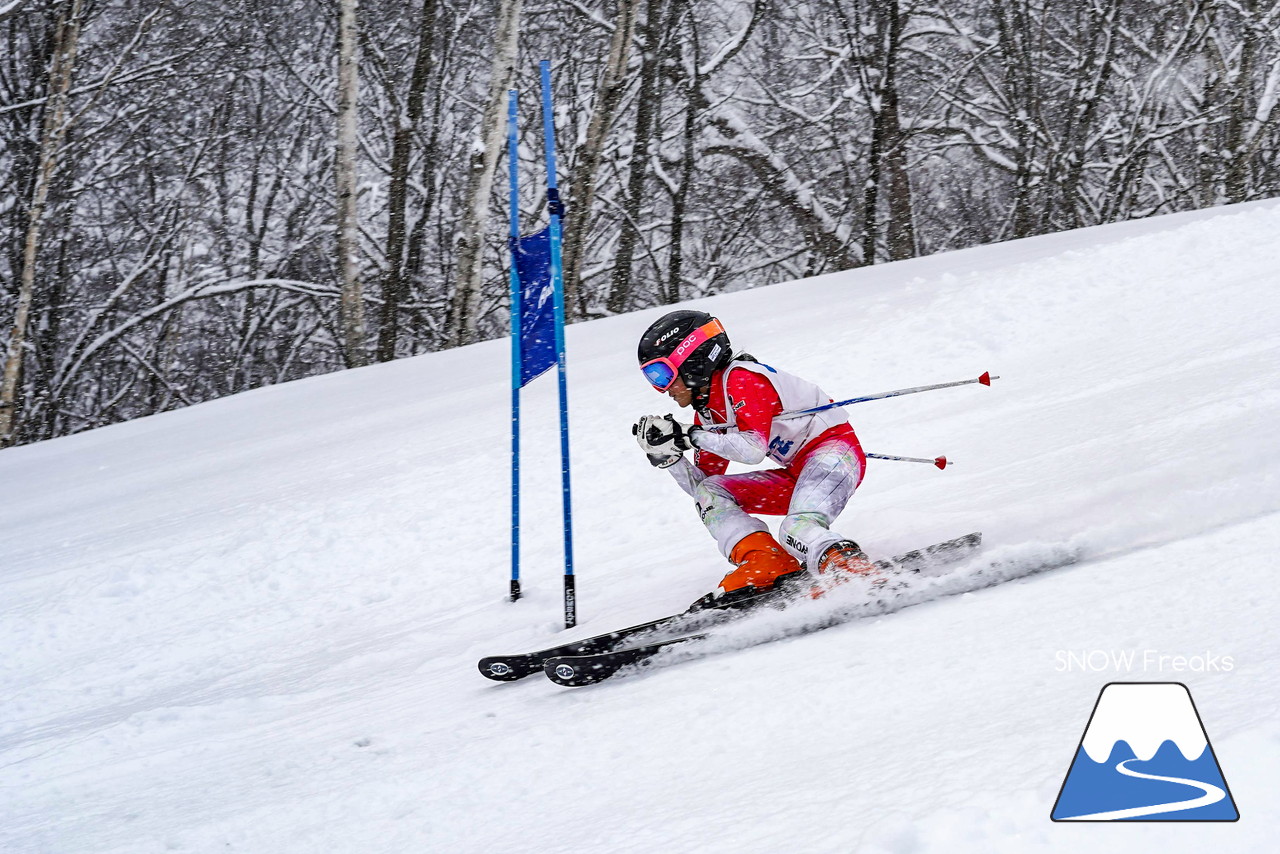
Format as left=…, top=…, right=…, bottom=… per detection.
left=692, top=435, right=865, bottom=574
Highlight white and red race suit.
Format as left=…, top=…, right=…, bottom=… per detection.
left=665, top=359, right=867, bottom=572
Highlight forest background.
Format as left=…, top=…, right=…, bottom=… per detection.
left=3, top=0, right=1277, bottom=447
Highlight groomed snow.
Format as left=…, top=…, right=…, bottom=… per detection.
left=3, top=200, right=1279, bottom=852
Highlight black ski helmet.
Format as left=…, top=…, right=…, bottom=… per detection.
left=637, top=310, right=733, bottom=393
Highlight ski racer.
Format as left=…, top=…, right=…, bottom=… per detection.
left=633, top=310, right=876, bottom=606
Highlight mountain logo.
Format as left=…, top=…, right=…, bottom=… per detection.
left=1051, top=682, right=1238, bottom=821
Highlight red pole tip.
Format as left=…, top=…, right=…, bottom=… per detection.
left=978, top=371, right=991, bottom=386
left=934, top=456, right=948, bottom=470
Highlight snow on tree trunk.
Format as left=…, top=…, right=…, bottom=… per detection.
left=447, top=0, right=521, bottom=347
left=1, top=0, right=84, bottom=448
left=336, top=0, right=368, bottom=368
left=377, top=0, right=440, bottom=363
left=703, top=105, right=857, bottom=273
left=880, top=0, right=914, bottom=262
left=562, top=0, right=639, bottom=320
left=607, top=0, right=672, bottom=316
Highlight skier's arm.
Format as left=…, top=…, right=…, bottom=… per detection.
left=667, top=416, right=729, bottom=496
left=688, top=370, right=781, bottom=465
left=692, top=427, right=768, bottom=465
left=634, top=413, right=728, bottom=495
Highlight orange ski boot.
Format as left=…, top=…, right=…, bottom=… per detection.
left=811, top=540, right=882, bottom=597
left=690, top=532, right=805, bottom=610
left=817, top=540, right=877, bottom=576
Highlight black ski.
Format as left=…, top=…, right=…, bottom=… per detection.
left=477, top=584, right=790, bottom=682
left=876, top=530, right=981, bottom=573
left=478, top=531, right=982, bottom=683
left=543, top=635, right=708, bottom=687
left=478, top=615, right=684, bottom=681
left=540, top=532, right=985, bottom=686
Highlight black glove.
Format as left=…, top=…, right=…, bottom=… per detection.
left=632, top=414, right=697, bottom=467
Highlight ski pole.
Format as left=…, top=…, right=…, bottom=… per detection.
left=774, top=371, right=998, bottom=421
left=866, top=452, right=950, bottom=470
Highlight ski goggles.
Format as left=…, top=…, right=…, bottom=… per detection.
left=640, top=318, right=724, bottom=391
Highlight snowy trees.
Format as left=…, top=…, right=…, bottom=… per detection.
left=448, top=0, right=521, bottom=347
left=4, top=0, right=1280, bottom=446
left=336, top=0, right=368, bottom=367
left=1, top=0, right=84, bottom=447
left=374, top=0, right=441, bottom=362
left=562, top=0, right=638, bottom=319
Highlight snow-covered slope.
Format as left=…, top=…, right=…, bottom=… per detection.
left=3, top=201, right=1280, bottom=853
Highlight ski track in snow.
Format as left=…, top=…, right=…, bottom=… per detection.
left=3, top=201, right=1280, bottom=853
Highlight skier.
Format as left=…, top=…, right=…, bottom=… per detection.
left=633, top=310, right=876, bottom=607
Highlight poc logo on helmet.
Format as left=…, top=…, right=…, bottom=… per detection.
left=673, top=336, right=700, bottom=359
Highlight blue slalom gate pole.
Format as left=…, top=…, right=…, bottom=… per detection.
left=506, top=89, right=522, bottom=603
left=541, top=60, right=576, bottom=629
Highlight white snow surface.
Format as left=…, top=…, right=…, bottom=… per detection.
left=4, top=201, right=1280, bottom=852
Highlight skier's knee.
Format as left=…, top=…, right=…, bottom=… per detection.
left=694, top=476, right=737, bottom=508
left=694, top=477, right=737, bottom=530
